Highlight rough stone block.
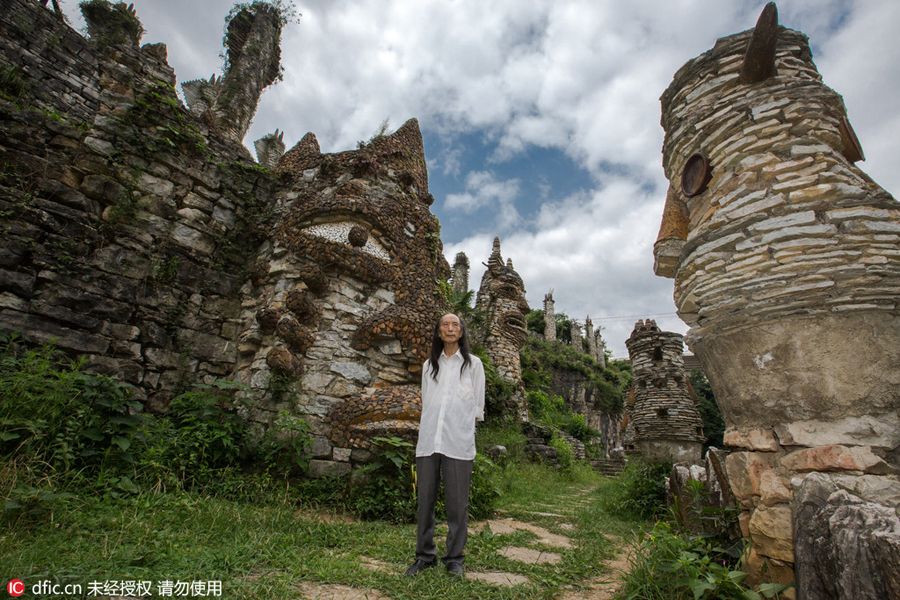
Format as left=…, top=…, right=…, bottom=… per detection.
left=307, top=459, right=351, bottom=479
left=724, top=427, right=779, bottom=451
left=726, top=451, right=777, bottom=502
left=330, top=361, right=371, bottom=384
left=780, top=445, right=896, bottom=475
left=794, top=472, right=900, bottom=600
left=749, top=503, right=794, bottom=562
left=759, top=470, right=793, bottom=507
left=774, top=416, right=900, bottom=451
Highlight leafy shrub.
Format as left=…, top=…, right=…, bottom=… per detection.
left=0, top=332, right=143, bottom=484
left=468, top=454, right=501, bottom=520
left=475, top=423, right=528, bottom=465
left=0, top=61, right=29, bottom=100
left=350, top=437, right=417, bottom=523
left=254, top=411, right=312, bottom=474
left=690, top=369, right=726, bottom=449
left=520, top=337, right=627, bottom=413
left=620, top=520, right=792, bottom=600
left=548, top=431, right=574, bottom=471
left=603, top=457, right=672, bottom=520
left=527, top=390, right=599, bottom=444
left=80, top=0, right=146, bottom=48
left=0, top=331, right=312, bottom=504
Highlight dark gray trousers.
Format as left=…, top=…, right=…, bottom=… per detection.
left=415, top=453, right=474, bottom=566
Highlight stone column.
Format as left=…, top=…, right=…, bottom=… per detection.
left=585, top=316, right=597, bottom=359
left=182, top=3, right=284, bottom=143
left=543, top=291, right=556, bottom=342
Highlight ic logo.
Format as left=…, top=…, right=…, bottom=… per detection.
left=7, top=579, right=25, bottom=597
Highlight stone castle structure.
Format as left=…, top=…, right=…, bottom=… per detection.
left=0, top=0, right=452, bottom=476
left=623, top=319, right=704, bottom=463
left=654, top=3, right=900, bottom=596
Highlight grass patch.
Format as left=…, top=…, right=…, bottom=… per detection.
left=0, top=461, right=636, bottom=599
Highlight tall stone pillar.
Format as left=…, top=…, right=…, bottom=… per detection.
left=654, top=3, right=900, bottom=595
left=450, top=252, right=470, bottom=298
left=624, top=319, right=704, bottom=464
left=585, top=316, right=596, bottom=359
left=570, top=320, right=582, bottom=353
left=543, top=291, right=556, bottom=342
left=594, top=330, right=606, bottom=368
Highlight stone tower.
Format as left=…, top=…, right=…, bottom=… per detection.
left=570, top=320, right=582, bottom=352
left=624, top=319, right=705, bottom=464
left=182, top=3, right=283, bottom=143
left=450, top=251, right=470, bottom=298
left=543, top=291, right=556, bottom=342
left=474, top=237, right=530, bottom=421
left=654, top=3, right=900, bottom=594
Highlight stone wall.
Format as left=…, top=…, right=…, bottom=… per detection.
left=0, top=0, right=260, bottom=413
left=654, top=3, right=900, bottom=595
left=0, top=0, right=451, bottom=475
left=623, top=319, right=704, bottom=463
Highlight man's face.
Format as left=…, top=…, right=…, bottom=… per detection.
left=439, top=314, right=461, bottom=345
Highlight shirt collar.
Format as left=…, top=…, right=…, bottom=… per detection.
left=440, top=349, right=461, bottom=362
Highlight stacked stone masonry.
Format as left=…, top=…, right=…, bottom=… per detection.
left=654, top=4, right=900, bottom=597
left=0, top=0, right=451, bottom=476
left=624, top=319, right=704, bottom=464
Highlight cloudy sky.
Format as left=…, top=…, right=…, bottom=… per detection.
left=68, top=0, right=900, bottom=357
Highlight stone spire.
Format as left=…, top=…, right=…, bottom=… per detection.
left=624, top=319, right=704, bottom=463
left=585, top=315, right=596, bottom=358
left=543, top=290, right=556, bottom=342
left=451, top=252, right=469, bottom=297
left=474, top=237, right=530, bottom=421
left=486, top=236, right=503, bottom=270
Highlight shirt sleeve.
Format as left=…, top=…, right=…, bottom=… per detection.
left=421, top=359, right=431, bottom=408
left=472, top=357, right=485, bottom=422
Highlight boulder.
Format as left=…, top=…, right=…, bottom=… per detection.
left=793, top=472, right=900, bottom=600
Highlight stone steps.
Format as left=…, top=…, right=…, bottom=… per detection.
left=589, top=457, right=625, bottom=477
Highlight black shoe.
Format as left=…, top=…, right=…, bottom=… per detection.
left=446, top=562, right=465, bottom=578
left=405, top=558, right=437, bottom=576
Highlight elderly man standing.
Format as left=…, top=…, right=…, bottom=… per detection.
left=405, top=313, right=485, bottom=578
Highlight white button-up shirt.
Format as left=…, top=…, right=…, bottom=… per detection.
left=416, top=350, right=485, bottom=461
